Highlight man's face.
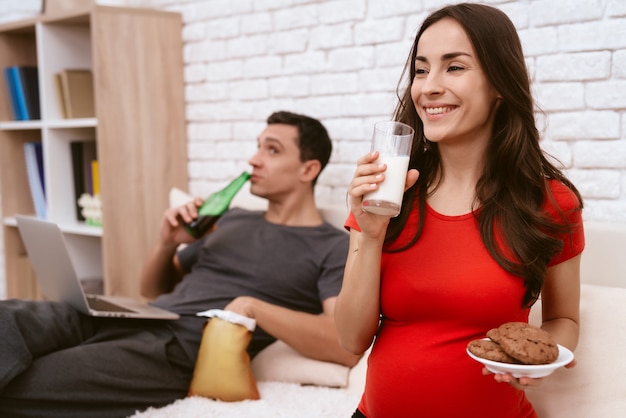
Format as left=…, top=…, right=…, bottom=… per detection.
left=248, top=123, right=304, bottom=200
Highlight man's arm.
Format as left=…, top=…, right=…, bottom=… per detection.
left=140, top=199, right=204, bottom=299
left=140, top=240, right=184, bottom=299
left=225, top=295, right=362, bottom=367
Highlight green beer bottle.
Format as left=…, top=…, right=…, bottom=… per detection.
left=181, top=171, right=251, bottom=238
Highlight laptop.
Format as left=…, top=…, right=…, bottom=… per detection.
left=15, top=215, right=179, bottom=320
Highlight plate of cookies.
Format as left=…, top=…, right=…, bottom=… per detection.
left=466, top=322, right=574, bottom=378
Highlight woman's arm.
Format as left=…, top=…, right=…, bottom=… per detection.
left=490, top=254, right=582, bottom=389
left=334, top=151, right=419, bottom=354
left=540, top=254, right=582, bottom=351
left=334, top=228, right=385, bottom=354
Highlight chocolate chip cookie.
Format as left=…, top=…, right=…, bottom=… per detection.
left=468, top=322, right=559, bottom=365
left=467, top=339, right=520, bottom=364
left=496, top=322, right=559, bottom=365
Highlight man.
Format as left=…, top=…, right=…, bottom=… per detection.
left=0, top=111, right=358, bottom=417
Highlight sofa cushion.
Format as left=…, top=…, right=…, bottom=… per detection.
left=251, top=340, right=351, bottom=388
left=526, top=283, right=626, bottom=417
left=580, top=221, right=626, bottom=288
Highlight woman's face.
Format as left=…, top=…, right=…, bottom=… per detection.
left=411, top=18, right=501, bottom=147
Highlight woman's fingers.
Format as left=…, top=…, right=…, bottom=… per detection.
left=350, top=153, right=387, bottom=198
left=405, top=169, right=419, bottom=191
left=483, top=368, right=543, bottom=390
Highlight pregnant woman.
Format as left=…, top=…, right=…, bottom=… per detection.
left=335, top=3, right=585, bottom=417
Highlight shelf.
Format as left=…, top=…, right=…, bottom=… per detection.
left=0, top=120, right=43, bottom=130
left=47, top=118, right=97, bottom=128
left=0, top=118, right=97, bottom=131
left=3, top=216, right=102, bottom=237
left=0, top=5, right=189, bottom=300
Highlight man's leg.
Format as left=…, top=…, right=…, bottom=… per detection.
left=0, top=320, right=193, bottom=418
left=0, top=299, right=95, bottom=389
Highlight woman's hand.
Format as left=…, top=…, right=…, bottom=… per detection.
left=483, top=358, right=577, bottom=390
left=348, top=151, right=418, bottom=239
left=485, top=369, right=544, bottom=390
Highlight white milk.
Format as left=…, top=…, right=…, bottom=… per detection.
left=362, top=155, right=410, bottom=217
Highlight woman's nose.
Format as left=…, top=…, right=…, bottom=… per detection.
left=421, top=72, right=444, bottom=96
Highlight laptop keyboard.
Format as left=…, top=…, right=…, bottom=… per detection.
left=87, top=296, right=136, bottom=313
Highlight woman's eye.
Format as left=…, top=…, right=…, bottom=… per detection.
left=448, top=65, right=464, bottom=72
left=415, top=68, right=428, bottom=76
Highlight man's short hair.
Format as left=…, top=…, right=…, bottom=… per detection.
left=267, top=111, right=332, bottom=183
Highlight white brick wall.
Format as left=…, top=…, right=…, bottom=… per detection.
left=164, top=0, right=626, bottom=225
left=1, top=0, right=625, bottom=296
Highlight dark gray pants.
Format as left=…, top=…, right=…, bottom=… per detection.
left=0, top=299, right=193, bottom=418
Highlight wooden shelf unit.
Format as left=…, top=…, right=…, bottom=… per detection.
left=0, top=5, right=188, bottom=300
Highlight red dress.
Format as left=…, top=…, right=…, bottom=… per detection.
left=345, top=180, right=584, bottom=418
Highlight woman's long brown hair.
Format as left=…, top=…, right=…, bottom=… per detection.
left=386, top=3, right=583, bottom=307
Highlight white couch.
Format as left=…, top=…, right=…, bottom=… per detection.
left=131, top=193, right=626, bottom=418
left=525, top=221, right=626, bottom=417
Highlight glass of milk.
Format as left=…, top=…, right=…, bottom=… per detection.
left=362, top=121, right=414, bottom=217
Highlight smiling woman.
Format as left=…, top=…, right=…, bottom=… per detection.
left=412, top=19, right=502, bottom=149
left=335, top=3, right=584, bottom=418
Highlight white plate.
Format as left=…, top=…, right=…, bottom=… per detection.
left=466, top=338, right=574, bottom=378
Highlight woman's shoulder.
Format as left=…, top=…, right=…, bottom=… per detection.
left=544, top=180, right=585, bottom=265
left=544, top=179, right=582, bottom=215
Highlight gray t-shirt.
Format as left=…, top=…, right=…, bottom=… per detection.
left=153, top=208, right=349, bottom=361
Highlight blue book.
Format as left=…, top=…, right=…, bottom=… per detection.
left=4, top=67, right=21, bottom=120
left=6, top=66, right=29, bottom=120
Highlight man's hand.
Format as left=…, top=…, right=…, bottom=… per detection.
left=139, top=199, right=204, bottom=299
left=224, top=296, right=257, bottom=318
left=222, top=296, right=361, bottom=368
left=160, top=198, right=205, bottom=245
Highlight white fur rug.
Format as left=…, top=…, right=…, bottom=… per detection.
left=129, top=382, right=360, bottom=418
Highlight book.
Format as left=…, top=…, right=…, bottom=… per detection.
left=4, top=66, right=29, bottom=120
left=18, top=67, right=40, bottom=120
left=70, top=140, right=97, bottom=221
left=54, top=73, right=68, bottom=118
left=83, top=144, right=97, bottom=195
left=4, top=67, right=21, bottom=120
left=91, top=160, right=100, bottom=196
left=56, top=69, right=95, bottom=118
left=33, top=140, right=45, bottom=197
left=3, top=66, right=40, bottom=121
left=24, top=142, right=47, bottom=218
left=71, top=141, right=85, bottom=220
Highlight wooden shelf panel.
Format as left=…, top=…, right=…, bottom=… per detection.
left=1, top=6, right=188, bottom=300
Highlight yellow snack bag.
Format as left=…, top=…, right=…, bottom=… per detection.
left=188, top=309, right=260, bottom=401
